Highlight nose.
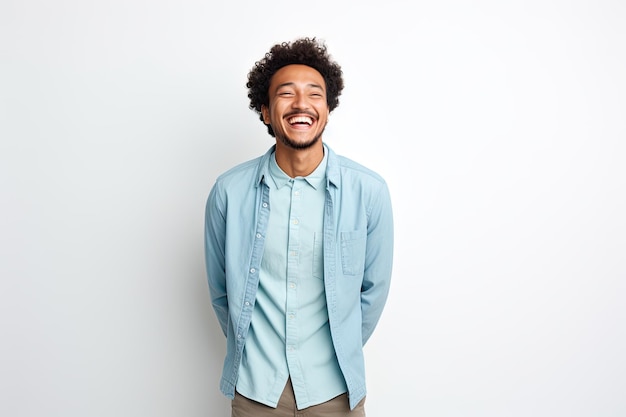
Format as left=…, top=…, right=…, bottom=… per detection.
left=292, top=92, right=309, bottom=110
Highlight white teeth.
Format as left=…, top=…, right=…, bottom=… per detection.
left=288, top=116, right=313, bottom=125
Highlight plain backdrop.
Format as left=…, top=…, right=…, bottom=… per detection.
left=1, top=1, right=625, bottom=416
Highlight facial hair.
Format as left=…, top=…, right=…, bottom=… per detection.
left=276, top=129, right=324, bottom=150
left=274, top=115, right=327, bottom=150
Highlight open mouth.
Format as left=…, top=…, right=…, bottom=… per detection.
left=287, top=116, right=314, bottom=126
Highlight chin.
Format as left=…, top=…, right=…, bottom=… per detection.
left=279, top=132, right=323, bottom=150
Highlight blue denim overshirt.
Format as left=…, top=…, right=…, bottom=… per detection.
left=204, top=144, right=394, bottom=410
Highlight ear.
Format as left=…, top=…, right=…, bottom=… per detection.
left=261, top=105, right=270, bottom=124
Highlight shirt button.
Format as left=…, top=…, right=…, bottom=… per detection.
left=294, top=191, right=300, bottom=196
left=262, top=202, right=268, bottom=208
left=237, top=334, right=242, bottom=339
left=250, top=268, right=256, bottom=274
left=245, top=301, right=250, bottom=306
left=289, top=283, right=296, bottom=289
left=292, top=219, right=299, bottom=225
left=256, top=233, right=262, bottom=238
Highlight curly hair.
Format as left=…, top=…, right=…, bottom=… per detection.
left=246, top=37, right=344, bottom=137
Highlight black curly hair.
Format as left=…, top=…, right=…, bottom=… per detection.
left=246, top=37, right=344, bottom=137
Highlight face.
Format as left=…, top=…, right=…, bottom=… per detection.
left=261, top=64, right=330, bottom=150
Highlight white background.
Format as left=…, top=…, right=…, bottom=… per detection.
left=1, top=1, right=625, bottom=416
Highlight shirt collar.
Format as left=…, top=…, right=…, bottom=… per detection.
left=255, top=143, right=339, bottom=189
left=267, top=145, right=328, bottom=190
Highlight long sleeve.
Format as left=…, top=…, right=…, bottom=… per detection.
left=360, top=181, right=394, bottom=345
left=204, top=182, right=228, bottom=336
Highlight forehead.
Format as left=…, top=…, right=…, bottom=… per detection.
left=269, top=64, right=326, bottom=90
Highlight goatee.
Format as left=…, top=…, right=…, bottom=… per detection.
left=277, top=131, right=323, bottom=150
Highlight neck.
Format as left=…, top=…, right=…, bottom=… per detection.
left=274, top=141, right=324, bottom=178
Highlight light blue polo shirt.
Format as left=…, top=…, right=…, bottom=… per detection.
left=235, top=147, right=347, bottom=409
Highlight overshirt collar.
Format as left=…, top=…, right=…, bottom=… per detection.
left=267, top=146, right=328, bottom=190
left=254, top=143, right=340, bottom=189
left=268, top=153, right=291, bottom=189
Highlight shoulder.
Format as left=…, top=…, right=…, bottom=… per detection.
left=336, top=154, right=387, bottom=185
left=326, top=146, right=388, bottom=190
left=327, top=149, right=393, bottom=217
left=213, top=145, right=275, bottom=188
left=207, top=154, right=266, bottom=209
left=214, top=156, right=263, bottom=187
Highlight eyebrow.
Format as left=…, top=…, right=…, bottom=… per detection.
left=274, top=82, right=325, bottom=91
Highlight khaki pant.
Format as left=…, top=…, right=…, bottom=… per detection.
left=231, top=379, right=366, bottom=417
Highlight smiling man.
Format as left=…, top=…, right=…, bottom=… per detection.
left=263, top=64, right=328, bottom=153
left=204, top=37, right=394, bottom=417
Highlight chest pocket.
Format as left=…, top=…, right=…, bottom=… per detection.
left=340, top=230, right=367, bottom=276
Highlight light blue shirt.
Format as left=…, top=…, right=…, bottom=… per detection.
left=204, top=144, right=394, bottom=410
left=236, top=148, right=347, bottom=408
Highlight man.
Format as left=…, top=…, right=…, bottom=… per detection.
left=204, top=37, right=394, bottom=417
